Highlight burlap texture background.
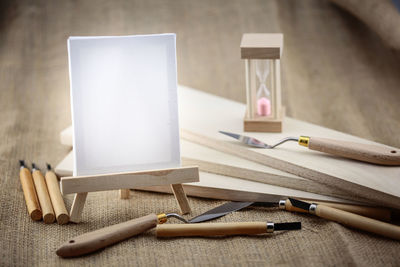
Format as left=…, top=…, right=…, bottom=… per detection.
left=1, top=0, right=400, bottom=266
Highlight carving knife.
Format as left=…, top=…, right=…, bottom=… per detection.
left=288, top=198, right=400, bottom=240
left=56, top=212, right=188, bottom=257
left=189, top=198, right=391, bottom=223
left=219, top=130, right=400, bottom=165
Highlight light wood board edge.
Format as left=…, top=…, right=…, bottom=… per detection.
left=134, top=184, right=360, bottom=205
left=181, top=157, right=370, bottom=204
left=60, top=166, right=199, bottom=195
left=180, top=129, right=400, bottom=209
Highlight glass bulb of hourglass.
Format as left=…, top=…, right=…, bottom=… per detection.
left=257, top=97, right=271, bottom=116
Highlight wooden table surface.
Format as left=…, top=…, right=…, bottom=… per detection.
left=1, top=0, right=400, bottom=266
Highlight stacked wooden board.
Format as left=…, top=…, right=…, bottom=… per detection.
left=56, top=85, right=400, bottom=209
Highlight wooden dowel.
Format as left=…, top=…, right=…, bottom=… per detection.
left=45, top=170, right=69, bottom=224
left=315, top=205, right=400, bottom=240
left=19, top=168, right=42, bottom=221
left=32, top=169, right=55, bottom=223
left=156, top=222, right=267, bottom=237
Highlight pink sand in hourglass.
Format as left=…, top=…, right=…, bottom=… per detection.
left=257, top=97, right=271, bottom=116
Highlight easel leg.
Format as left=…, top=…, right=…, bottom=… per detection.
left=170, top=184, right=191, bottom=214
left=69, top=192, right=88, bottom=223
left=120, top=189, right=130, bottom=199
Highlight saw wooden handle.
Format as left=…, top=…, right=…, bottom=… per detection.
left=307, top=137, right=400, bottom=165
left=19, top=168, right=42, bottom=221
left=156, top=222, right=267, bottom=237
left=56, top=214, right=158, bottom=258
left=315, top=204, right=400, bottom=240
left=284, top=199, right=391, bottom=222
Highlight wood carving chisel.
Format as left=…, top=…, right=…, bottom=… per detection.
left=31, top=163, right=55, bottom=223
left=189, top=198, right=391, bottom=223
left=19, top=160, right=42, bottom=221
left=45, top=163, right=69, bottom=224
left=219, top=131, right=400, bottom=165
left=56, top=212, right=189, bottom=257
left=156, top=221, right=301, bottom=237
left=288, top=198, right=400, bottom=240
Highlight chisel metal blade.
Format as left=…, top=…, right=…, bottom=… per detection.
left=188, top=201, right=254, bottom=223
left=274, top=222, right=302, bottom=231
left=288, top=198, right=311, bottom=211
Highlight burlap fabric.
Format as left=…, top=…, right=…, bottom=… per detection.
left=1, top=0, right=400, bottom=266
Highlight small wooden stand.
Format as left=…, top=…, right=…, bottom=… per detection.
left=241, top=33, right=284, bottom=132
left=61, top=166, right=199, bottom=223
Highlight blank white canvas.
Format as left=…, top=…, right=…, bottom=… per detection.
left=68, top=34, right=180, bottom=176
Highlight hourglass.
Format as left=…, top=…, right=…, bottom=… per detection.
left=241, top=33, right=284, bottom=132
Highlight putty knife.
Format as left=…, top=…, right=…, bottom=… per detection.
left=219, top=131, right=400, bottom=165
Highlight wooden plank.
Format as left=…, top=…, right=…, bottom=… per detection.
left=135, top=171, right=366, bottom=205
left=60, top=166, right=199, bottom=195
left=181, top=129, right=399, bottom=209
left=177, top=86, right=400, bottom=209
left=181, top=157, right=367, bottom=203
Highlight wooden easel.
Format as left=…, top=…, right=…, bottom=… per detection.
left=60, top=166, right=199, bottom=223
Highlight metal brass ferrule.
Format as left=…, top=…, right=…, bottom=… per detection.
left=278, top=200, right=286, bottom=209
left=309, top=204, right=317, bottom=215
left=266, top=222, right=274, bottom=233
left=298, top=136, right=310, bottom=147
left=157, top=213, right=168, bottom=224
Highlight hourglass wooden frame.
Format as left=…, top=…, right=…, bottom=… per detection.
left=241, top=33, right=284, bottom=132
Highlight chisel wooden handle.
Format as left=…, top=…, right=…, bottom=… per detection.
left=45, top=170, right=69, bottom=224
left=284, top=199, right=391, bottom=222
left=19, top=168, right=42, bottom=221
left=314, top=204, right=400, bottom=240
left=306, top=137, right=400, bottom=165
left=157, top=222, right=267, bottom=237
left=32, top=170, right=55, bottom=223
left=56, top=214, right=158, bottom=258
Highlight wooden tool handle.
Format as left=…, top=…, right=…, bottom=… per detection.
left=308, top=137, right=400, bottom=165
left=32, top=170, right=55, bottom=223
left=316, top=205, right=400, bottom=240
left=45, top=171, right=69, bottom=224
left=56, top=214, right=158, bottom=258
left=284, top=199, right=391, bottom=222
left=19, top=168, right=42, bottom=221
left=156, top=222, right=267, bottom=237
